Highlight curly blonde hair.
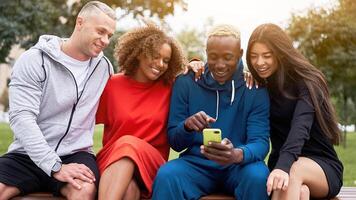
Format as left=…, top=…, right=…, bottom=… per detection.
left=115, top=24, right=185, bottom=84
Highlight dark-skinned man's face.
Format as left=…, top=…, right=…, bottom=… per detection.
left=206, top=35, right=243, bottom=84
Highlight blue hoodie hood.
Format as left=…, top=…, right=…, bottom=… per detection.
left=196, top=59, right=245, bottom=91
left=194, top=59, right=245, bottom=120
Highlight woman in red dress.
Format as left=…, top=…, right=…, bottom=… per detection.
left=96, top=24, right=185, bottom=200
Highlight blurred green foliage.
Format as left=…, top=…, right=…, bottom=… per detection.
left=0, top=0, right=186, bottom=63
left=288, top=0, right=356, bottom=130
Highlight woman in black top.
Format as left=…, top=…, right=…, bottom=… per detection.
left=246, top=23, right=343, bottom=200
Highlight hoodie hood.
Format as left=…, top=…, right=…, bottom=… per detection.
left=196, top=59, right=245, bottom=91
left=194, top=59, right=245, bottom=120
left=31, top=35, right=104, bottom=67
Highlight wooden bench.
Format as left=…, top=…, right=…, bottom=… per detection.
left=11, top=193, right=65, bottom=200
left=11, top=187, right=356, bottom=200
left=12, top=193, right=233, bottom=200
left=333, top=187, right=356, bottom=200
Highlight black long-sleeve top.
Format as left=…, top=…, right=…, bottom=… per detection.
left=266, top=74, right=343, bottom=175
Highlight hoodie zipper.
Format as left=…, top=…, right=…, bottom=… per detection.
left=55, top=103, right=76, bottom=151
left=54, top=59, right=102, bottom=152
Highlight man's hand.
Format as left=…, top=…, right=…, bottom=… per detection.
left=200, top=138, right=243, bottom=165
left=52, top=163, right=96, bottom=189
left=266, top=169, right=289, bottom=196
left=182, top=60, right=205, bottom=81
left=184, top=111, right=216, bottom=132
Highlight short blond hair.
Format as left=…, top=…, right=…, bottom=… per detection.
left=207, top=24, right=241, bottom=42
left=78, top=1, right=116, bottom=20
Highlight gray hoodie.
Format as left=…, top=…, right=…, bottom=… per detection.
left=8, top=35, right=113, bottom=176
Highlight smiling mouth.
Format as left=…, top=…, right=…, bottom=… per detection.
left=256, top=67, right=269, bottom=73
left=95, top=44, right=104, bottom=50
left=214, top=71, right=227, bottom=77
left=151, top=67, right=161, bottom=75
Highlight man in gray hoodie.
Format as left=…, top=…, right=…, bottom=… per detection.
left=0, top=1, right=116, bottom=199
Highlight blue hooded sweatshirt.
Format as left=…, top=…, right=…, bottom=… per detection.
left=168, top=60, right=270, bottom=167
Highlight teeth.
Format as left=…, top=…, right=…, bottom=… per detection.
left=257, top=67, right=268, bottom=72
left=216, top=72, right=225, bottom=75
left=152, top=68, right=160, bottom=73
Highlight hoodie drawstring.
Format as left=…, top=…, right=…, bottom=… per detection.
left=215, top=80, right=235, bottom=121
left=215, top=91, right=219, bottom=121
left=231, top=80, right=235, bottom=105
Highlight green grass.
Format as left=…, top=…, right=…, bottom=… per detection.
left=0, top=123, right=13, bottom=154
left=335, top=135, right=356, bottom=186
left=1, top=122, right=355, bottom=186
left=93, top=125, right=104, bottom=153
left=0, top=123, right=105, bottom=154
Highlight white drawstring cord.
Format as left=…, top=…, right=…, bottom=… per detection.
left=215, top=90, right=219, bottom=121
left=230, top=80, right=235, bottom=105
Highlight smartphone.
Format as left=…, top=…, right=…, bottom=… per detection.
left=203, top=128, right=222, bottom=146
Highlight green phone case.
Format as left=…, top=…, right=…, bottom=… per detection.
left=203, top=128, right=222, bottom=145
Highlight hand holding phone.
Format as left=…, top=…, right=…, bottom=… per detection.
left=200, top=137, right=244, bottom=165
left=203, top=128, right=222, bottom=145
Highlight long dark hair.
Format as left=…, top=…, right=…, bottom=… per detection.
left=246, top=23, right=340, bottom=144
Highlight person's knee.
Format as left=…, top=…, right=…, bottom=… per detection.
left=80, top=182, right=96, bottom=199
left=289, top=161, right=304, bottom=183
left=243, top=162, right=269, bottom=185
left=233, top=163, right=269, bottom=199
left=0, top=183, right=20, bottom=200
left=119, top=135, right=143, bottom=144
left=64, top=182, right=96, bottom=200
left=155, top=165, right=172, bottom=184
left=155, top=162, right=179, bottom=181
left=123, top=180, right=140, bottom=200
left=252, top=168, right=269, bottom=184
left=126, top=179, right=139, bottom=193
left=154, top=161, right=185, bottom=191
left=300, top=184, right=310, bottom=199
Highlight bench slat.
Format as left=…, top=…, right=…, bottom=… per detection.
left=200, top=194, right=235, bottom=200
left=11, top=193, right=65, bottom=200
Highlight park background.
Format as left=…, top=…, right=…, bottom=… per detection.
left=0, top=0, right=355, bottom=186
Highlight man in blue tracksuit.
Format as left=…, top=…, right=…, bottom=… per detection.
left=152, top=24, right=270, bottom=200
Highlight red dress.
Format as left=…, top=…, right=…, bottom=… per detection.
left=96, top=74, right=171, bottom=197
